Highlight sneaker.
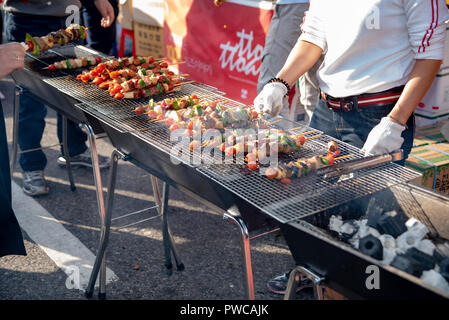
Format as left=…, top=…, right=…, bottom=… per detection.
left=267, top=271, right=313, bottom=295
left=57, top=150, right=110, bottom=169
left=22, top=170, right=50, bottom=196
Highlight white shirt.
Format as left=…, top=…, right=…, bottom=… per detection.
left=300, top=0, right=449, bottom=97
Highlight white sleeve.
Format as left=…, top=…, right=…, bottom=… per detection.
left=298, top=0, right=327, bottom=52
left=404, top=0, right=449, bottom=60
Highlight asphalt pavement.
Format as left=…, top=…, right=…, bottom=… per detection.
left=0, top=78, right=313, bottom=300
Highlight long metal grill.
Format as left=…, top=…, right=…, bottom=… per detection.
left=22, top=44, right=421, bottom=223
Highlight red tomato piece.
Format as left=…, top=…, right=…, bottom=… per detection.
left=147, top=110, right=158, bottom=119
left=114, top=92, right=124, bottom=100
left=157, top=114, right=165, bottom=121
left=48, top=64, right=56, bottom=71
left=281, top=178, right=291, bottom=186
left=169, top=124, right=179, bottom=132
left=165, top=118, right=175, bottom=127
left=298, top=136, right=306, bottom=145
left=189, top=141, right=199, bottom=150
left=95, top=56, right=102, bottom=64
left=133, top=106, right=146, bottom=115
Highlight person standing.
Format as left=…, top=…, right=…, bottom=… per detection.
left=3, top=0, right=111, bottom=197
left=258, top=0, right=323, bottom=124
left=0, top=42, right=26, bottom=257
left=80, top=0, right=118, bottom=54
left=255, top=0, right=449, bottom=294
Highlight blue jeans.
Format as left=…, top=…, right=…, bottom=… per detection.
left=5, top=12, right=88, bottom=172
left=309, top=98, right=414, bottom=166
left=80, top=0, right=119, bottom=54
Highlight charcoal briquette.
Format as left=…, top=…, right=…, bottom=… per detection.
left=377, top=210, right=407, bottom=237
left=359, top=235, right=383, bottom=260
left=404, top=247, right=436, bottom=271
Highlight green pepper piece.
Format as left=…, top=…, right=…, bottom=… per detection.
left=190, top=109, right=195, bottom=117
left=320, top=156, right=328, bottom=165
left=173, top=100, right=179, bottom=110
left=165, top=76, right=170, bottom=84
left=139, top=57, right=146, bottom=64
left=156, top=82, right=163, bottom=94
left=187, top=97, right=194, bottom=106
left=148, top=99, right=155, bottom=108
left=79, top=27, right=85, bottom=40
left=144, top=88, right=151, bottom=97
left=26, top=33, right=40, bottom=56
left=86, top=59, right=91, bottom=66
left=138, top=79, right=145, bottom=88
left=216, top=104, right=222, bottom=113
left=141, top=68, right=147, bottom=75
left=195, top=105, right=203, bottom=116
left=66, top=60, right=72, bottom=69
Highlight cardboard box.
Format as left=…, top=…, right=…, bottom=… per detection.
left=413, top=123, right=448, bottom=147
left=117, top=0, right=133, bottom=30
left=132, top=0, right=164, bottom=27
left=406, top=143, right=449, bottom=194
left=134, top=22, right=164, bottom=58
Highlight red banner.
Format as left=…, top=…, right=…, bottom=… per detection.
left=164, top=0, right=273, bottom=105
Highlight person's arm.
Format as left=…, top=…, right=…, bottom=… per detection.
left=254, top=1, right=325, bottom=116
left=362, top=0, right=449, bottom=156
left=93, top=0, right=115, bottom=28
left=388, top=59, right=442, bottom=126
left=277, top=40, right=323, bottom=87
left=0, top=43, right=26, bottom=79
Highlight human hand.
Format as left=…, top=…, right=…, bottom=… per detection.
left=0, top=43, right=26, bottom=79
left=94, top=0, right=116, bottom=28
left=253, top=82, right=288, bottom=118
left=361, top=117, right=405, bottom=156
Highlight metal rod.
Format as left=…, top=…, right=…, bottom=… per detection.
left=115, top=214, right=162, bottom=229
left=85, top=149, right=120, bottom=298
left=249, top=227, right=280, bottom=241
left=111, top=205, right=159, bottom=221
left=62, top=116, right=76, bottom=191
left=18, top=142, right=63, bottom=154
left=223, top=212, right=255, bottom=300
left=10, top=86, right=21, bottom=175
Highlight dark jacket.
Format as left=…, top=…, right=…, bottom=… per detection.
left=0, top=101, right=26, bottom=257
left=3, top=0, right=82, bottom=17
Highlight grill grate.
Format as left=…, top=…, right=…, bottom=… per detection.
left=23, top=44, right=421, bottom=223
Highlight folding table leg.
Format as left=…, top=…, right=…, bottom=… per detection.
left=223, top=213, right=255, bottom=300
left=61, top=115, right=76, bottom=191
left=150, top=176, right=184, bottom=275
left=85, top=149, right=119, bottom=299
left=10, top=87, right=20, bottom=175
left=80, top=123, right=108, bottom=299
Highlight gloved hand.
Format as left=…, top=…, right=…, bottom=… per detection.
left=254, top=82, right=288, bottom=117
left=361, top=117, right=405, bottom=156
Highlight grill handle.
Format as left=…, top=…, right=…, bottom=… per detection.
left=318, top=150, right=404, bottom=179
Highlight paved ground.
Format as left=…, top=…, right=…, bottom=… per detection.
left=0, top=78, right=313, bottom=300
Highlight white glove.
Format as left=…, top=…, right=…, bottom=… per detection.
left=361, top=117, right=405, bottom=156
left=254, top=82, right=288, bottom=117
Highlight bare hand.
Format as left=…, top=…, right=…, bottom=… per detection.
left=94, top=0, right=116, bottom=28
left=0, top=43, right=26, bottom=79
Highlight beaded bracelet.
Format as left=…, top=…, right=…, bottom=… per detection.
left=268, top=77, right=291, bottom=97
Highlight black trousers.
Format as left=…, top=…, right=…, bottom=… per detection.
left=0, top=101, right=26, bottom=257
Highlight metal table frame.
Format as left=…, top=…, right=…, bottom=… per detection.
left=84, top=148, right=280, bottom=300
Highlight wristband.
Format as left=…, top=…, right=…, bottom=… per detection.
left=268, top=77, right=290, bottom=97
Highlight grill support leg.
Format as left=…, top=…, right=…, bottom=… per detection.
left=62, top=115, right=76, bottom=191
left=10, top=86, right=20, bottom=175
left=81, top=123, right=108, bottom=299
left=150, top=176, right=184, bottom=275
left=284, top=266, right=324, bottom=300
left=223, top=213, right=255, bottom=300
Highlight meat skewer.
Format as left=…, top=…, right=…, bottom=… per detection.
left=24, top=24, right=88, bottom=56
left=44, top=56, right=103, bottom=71
left=262, top=141, right=340, bottom=182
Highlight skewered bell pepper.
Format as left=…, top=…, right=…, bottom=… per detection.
left=25, top=33, right=40, bottom=56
